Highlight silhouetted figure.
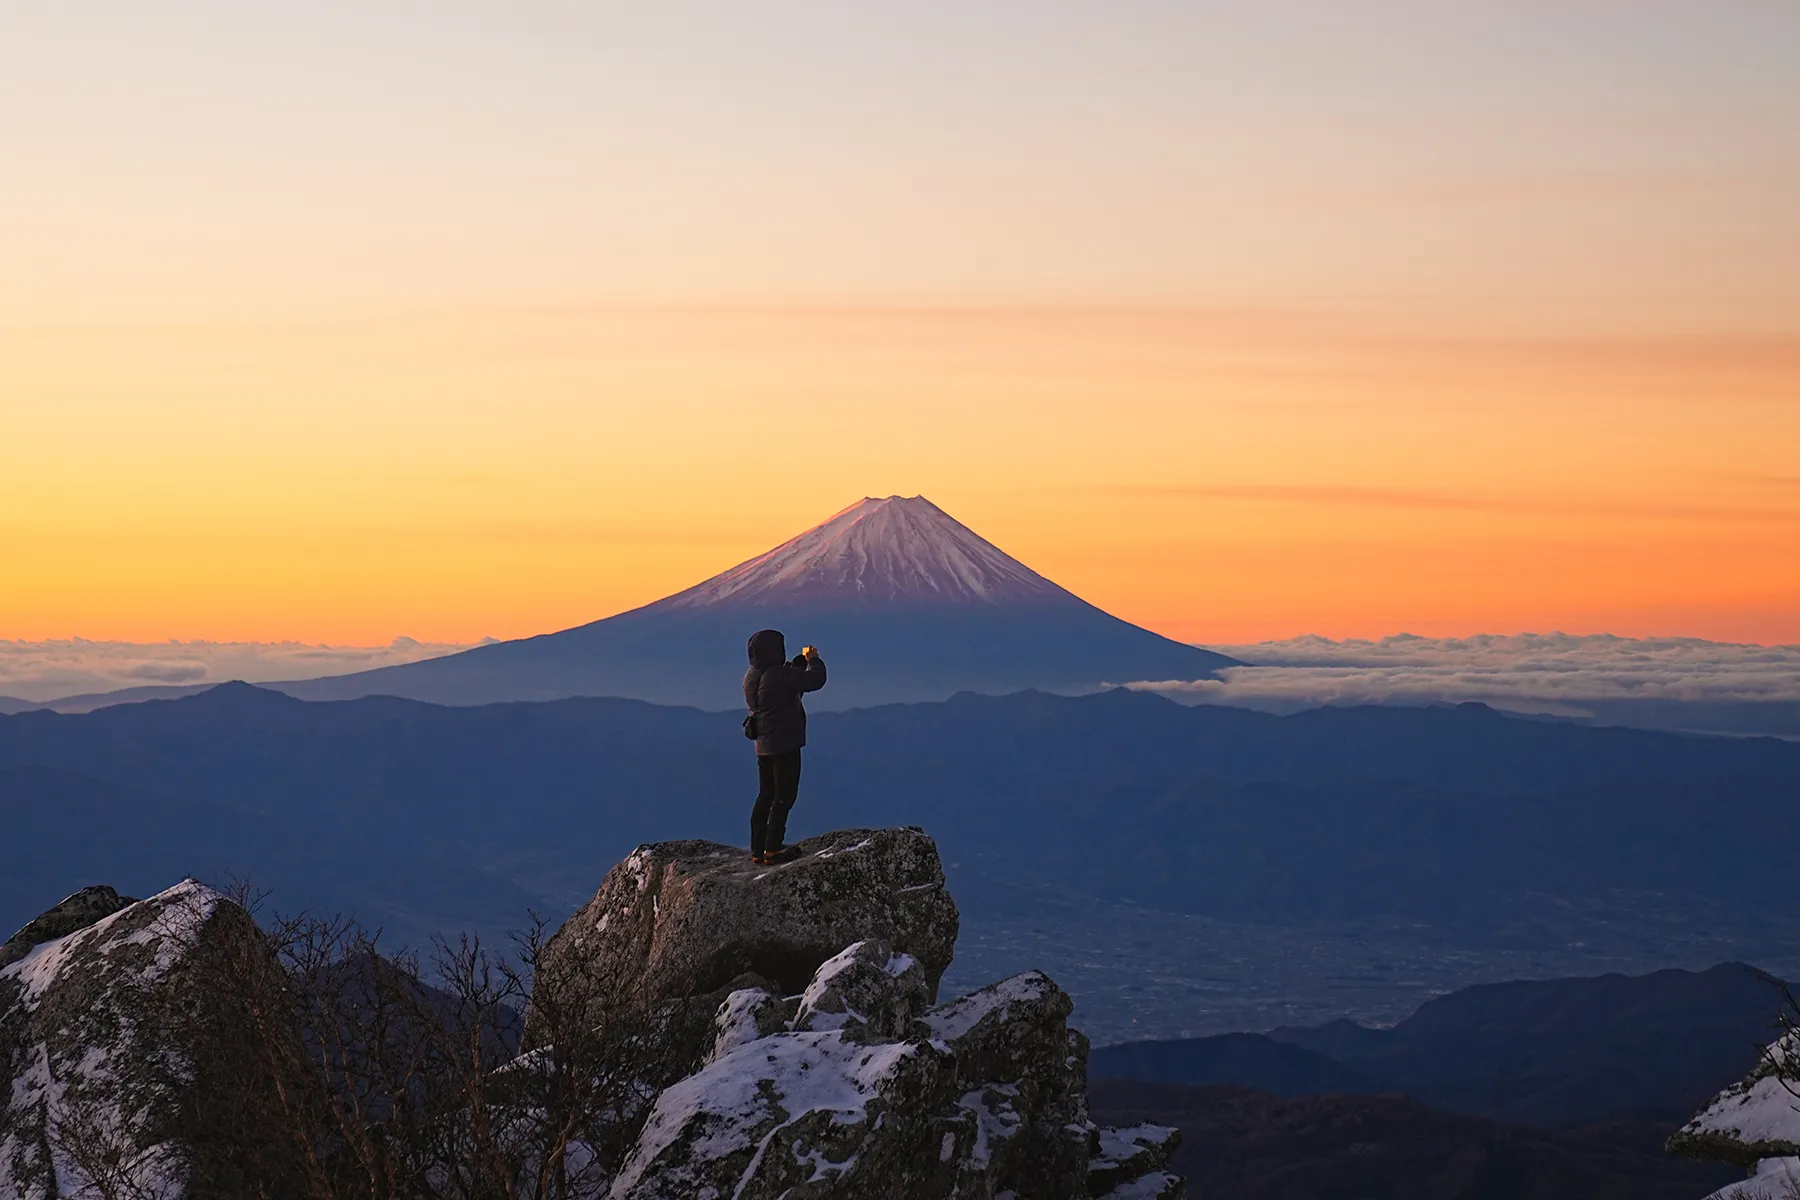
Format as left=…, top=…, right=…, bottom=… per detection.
left=743, top=629, right=827, bottom=865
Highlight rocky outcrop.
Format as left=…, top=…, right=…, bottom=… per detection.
left=1671, top=1032, right=1800, bottom=1199
left=610, top=961, right=1180, bottom=1199
left=0, top=885, right=137, bottom=969
left=1087, top=1124, right=1183, bottom=1199
left=537, top=827, right=960, bottom=1022
left=0, top=880, right=270, bottom=1199
left=549, top=826, right=1184, bottom=1199
left=2, top=827, right=1185, bottom=1198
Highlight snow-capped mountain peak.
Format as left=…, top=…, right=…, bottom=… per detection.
left=652, top=496, right=1075, bottom=611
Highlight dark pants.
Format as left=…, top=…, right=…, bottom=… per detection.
left=751, top=750, right=802, bottom=854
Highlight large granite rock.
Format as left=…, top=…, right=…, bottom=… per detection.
left=1671, top=1032, right=1800, bottom=1199
left=0, top=880, right=271, bottom=1199
left=534, top=826, right=960, bottom=1039
left=548, top=827, right=1184, bottom=1198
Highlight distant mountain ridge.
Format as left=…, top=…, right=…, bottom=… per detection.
left=1091, top=963, right=1788, bottom=1128
left=5, top=684, right=1799, bottom=949
left=269, top=495, right=1239, bottom=708
left=1089, top=1081, right=1742, bottom=1200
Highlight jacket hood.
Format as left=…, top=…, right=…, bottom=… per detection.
left=748, top=628, right=787, bottom=667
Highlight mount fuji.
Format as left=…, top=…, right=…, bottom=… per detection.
left=279, top=496, right=1239, bottom=709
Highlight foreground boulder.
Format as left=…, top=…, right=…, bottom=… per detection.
left=611, top=963, right=1180, bottom=1199
left=535, top=826, right=959, bottom=1035
left=0, top=880, right=273, bottom=1199
left=540, top=827, right=1184, bottom=1198
left=1671, top=1032, right=1800, bottom=1199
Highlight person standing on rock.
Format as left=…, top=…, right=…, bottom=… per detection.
left=744, top=629, right=827, bottom=865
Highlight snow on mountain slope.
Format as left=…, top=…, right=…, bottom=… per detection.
left=251, top=494, right=1237, bottom=708
left=651, top=495, right=1072, bottom=611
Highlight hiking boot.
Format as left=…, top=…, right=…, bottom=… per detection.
left=750, top=851, right=770, bottom=866
left=765, top=845, right=802, bottom=865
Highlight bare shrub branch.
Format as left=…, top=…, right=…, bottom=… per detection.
left=113, top=888, right=673, bottom=1199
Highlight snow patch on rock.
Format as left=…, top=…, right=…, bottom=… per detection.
left=707, top=988, right=790, bottom=1065
left=1096, top=1170, right=1187, bottom=1200
left=608, top=1029, right=927, bottom=1197
left=1708, top=1156, right=1800, bottom=1200
left=923, top=969, right=1056, bottom=1044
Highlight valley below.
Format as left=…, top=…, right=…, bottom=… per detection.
left=945, top=886, right=1800, bottom=1045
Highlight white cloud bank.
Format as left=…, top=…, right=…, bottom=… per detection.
left=0, top=637, right=478, bottom=703
left=4, top=630, right=1797, bottom=736
left=1138, top=633, right=1800, bottom=735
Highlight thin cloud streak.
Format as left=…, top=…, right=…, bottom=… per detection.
left=1111, top=484, right=1800, bottom=524
left=0, top=637, right=476, bottom=703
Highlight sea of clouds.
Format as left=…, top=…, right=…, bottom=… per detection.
left=1136, top=632, right=1800, bottom=736
left=4, top=631, right=1797, bottom=736
left=0, top=637, right=476, bottom=704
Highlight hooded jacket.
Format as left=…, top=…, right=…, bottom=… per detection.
left=743, top=629, right=827, bottom=757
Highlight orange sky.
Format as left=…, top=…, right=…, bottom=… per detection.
left=3, top=4, right=1798, bottom=646
left=6, top=307, right=1796, bottom=646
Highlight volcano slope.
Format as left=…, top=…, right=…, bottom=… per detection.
left=273, top=495, right=1238, bottom=709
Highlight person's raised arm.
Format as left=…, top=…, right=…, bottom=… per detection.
left=798, top=645, right=827, bottom=692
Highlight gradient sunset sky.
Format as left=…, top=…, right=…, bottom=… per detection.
left=5, top=2, right=1798, bottom=646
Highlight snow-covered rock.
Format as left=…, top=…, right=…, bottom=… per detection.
left=0, top=880, right=269, bottom=1200
left=610, top=1025, right=958, bottom=1198
left=1093, top=1172, right=1186, bottom=1200
left=1672, top=1031, right=1800, bottom=1199
left=543, top=827, right=1184, bottom=1198
left=611, top=964, right=1109, bottom=1199
left=1088, top=1123, right=1182, bottom=1195
left=610, top=956, right=1180, bottom=1198
left=0, top=885, right=137, bottom=970
left=792, top=939, right=931, bottom=1041
left=707, top=985, right=796, bottom=1066
left=533, top=827, right=959, bottom=1043
left=1706, top=1157, right=1800, bottom=1200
